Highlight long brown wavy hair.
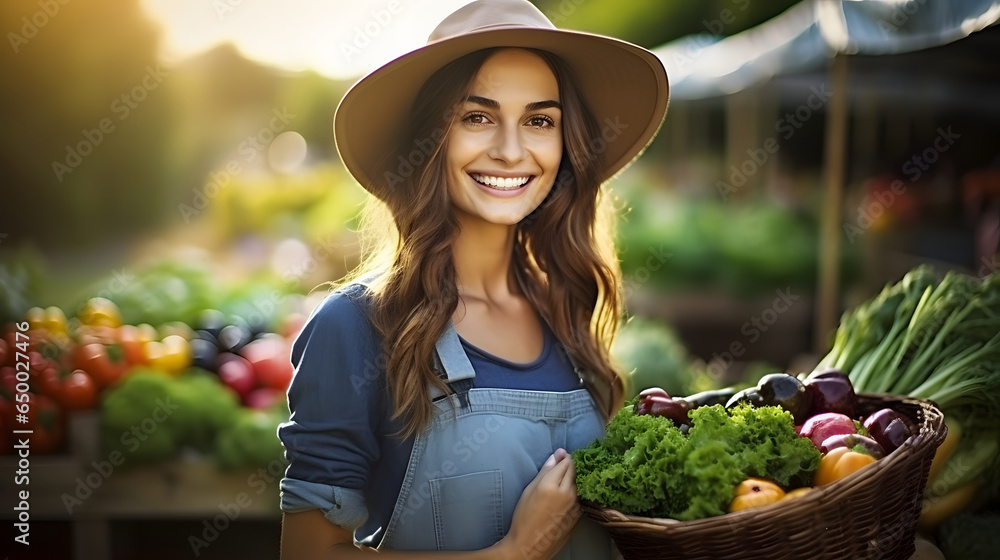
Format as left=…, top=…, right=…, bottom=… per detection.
left=340, top=47, right=626, bottom=438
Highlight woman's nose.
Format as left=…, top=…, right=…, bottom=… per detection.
left=488, top=123, right=526, bottom=164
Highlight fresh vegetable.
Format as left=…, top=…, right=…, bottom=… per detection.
left=674, top=388, right=737, bottom=409
left=725, top=387, right=766, bottom=409
left=240, top=334, right=293, bottom=392
left=217, top=355, right=257, bottom=402
left=803, top=375, right=857, bottom=418
left=818, top=433, right=885, bottom=459
left=863, top=408, right=914, bottom=454
left=100, top=369, right=240, bottom=462
left=573, top=403, right=821, bottom=521
left=813, top=447, right=876, bottom=486
left=60, top=369, right=98, bottom=410
left=74, top=342, right=127, bottom=388
left=815, top=266, right=1000, bottom=499
left=756, top=373, right=809, bottom=424
left=799, top=413, right=858, bottom=449
left=918, top=482, right=980, bottom=531
left=77, top=297, right=123, bottom=328
left=728, top=478, right=785, bottom=512
left=781, top=487, right=812, bottom=501
left=19, top=392, right=65, bottom=454
left=142, top=334, right=192, bottom=375
left=216, top=407, right=288, bottom=469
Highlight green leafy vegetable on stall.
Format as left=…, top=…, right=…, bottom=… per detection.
left=100, top=368, right=240, bottom=463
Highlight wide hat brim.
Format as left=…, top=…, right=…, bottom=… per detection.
left=334, top=24, right=669, bottom=191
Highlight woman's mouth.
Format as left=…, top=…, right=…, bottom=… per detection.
left=470, top=173, right=533, bottom=191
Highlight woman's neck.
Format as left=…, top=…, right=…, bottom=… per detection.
left=451, top=213, right=519, bottom=303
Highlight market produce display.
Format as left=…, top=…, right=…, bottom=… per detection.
left=814, top=265, right=1000, bottom=525
left=574, top=371, right=917, bottom=521
left=0, top=284, right=298, bottom=470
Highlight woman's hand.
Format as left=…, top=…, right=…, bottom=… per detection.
left=495, top=448, right=581, bottom=560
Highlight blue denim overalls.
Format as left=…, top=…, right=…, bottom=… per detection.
left=378, top=321, right=615, bottom=558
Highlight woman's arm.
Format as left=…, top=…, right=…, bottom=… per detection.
left=280, top=450, right=580, bottom=560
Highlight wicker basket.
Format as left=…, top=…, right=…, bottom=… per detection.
left=581, top=394, right=947, bottom=560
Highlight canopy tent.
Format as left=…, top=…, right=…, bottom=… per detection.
left=654, top=0, right=1000, bottom=101
left=650, top=0, right=1000, bottom=351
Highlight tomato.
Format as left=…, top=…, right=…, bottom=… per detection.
left=240, top=335, right=293, bottom=392
left=75, top=343, right=127, bottom=388
left=17, top=392, right=65, bottom=454
left=61, top=370, right=98, bottom=410
left=117, top=325, right=148, bottom=366
left=218, top=355, right=257, bottom=401
left=78, top=297, right=122, bottom=328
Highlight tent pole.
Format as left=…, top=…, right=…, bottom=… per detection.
left=816, top=53, right=849, bottom=354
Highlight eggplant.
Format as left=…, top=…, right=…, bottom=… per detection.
left=805, top=368, right=850, bottom=382
left=819, top=433, right=885, bottom=459
left=726, top=387, right=766, bottom=409
left=804, top=376, right=858, bottom=418
left=756, top=373, right=809, bottom=424
left=863, top=408, right=914, bottom=454
left=674, top=388, right=737, bottom=410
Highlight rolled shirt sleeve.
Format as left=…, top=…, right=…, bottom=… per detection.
left=277, top=284, right=385, bottom=530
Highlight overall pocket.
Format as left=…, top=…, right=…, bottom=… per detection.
left=429, top=470, right=504, bottom=550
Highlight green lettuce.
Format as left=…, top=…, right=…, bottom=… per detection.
left=573, top=403, right=820, bottom=521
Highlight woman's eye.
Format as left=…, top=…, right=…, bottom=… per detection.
left=464, top=112, right=489, bottom=125
left=528, top=116, right=555, bottom=128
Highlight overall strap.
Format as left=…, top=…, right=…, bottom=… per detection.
left=429, top=321, right=475, bottom=401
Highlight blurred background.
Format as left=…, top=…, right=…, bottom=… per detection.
left=1, top=0, right=998, bottom=558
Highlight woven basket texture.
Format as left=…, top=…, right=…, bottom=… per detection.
left=580, top=394, right=947, bottom=560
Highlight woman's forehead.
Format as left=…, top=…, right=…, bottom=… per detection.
left=468, top=49, right=560, bottom=103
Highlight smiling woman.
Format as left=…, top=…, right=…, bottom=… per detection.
left=447, top=49, right=563, bottom=226
left=275, top=1, right=669, bottom=559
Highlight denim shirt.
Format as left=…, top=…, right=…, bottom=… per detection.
left=277, top=283, right=585, bottom=546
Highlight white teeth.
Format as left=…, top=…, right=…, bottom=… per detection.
left=472, top=174, right=530, bottom=190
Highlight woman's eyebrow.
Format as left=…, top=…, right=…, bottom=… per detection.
left=465, top=95, right=562, bottom=111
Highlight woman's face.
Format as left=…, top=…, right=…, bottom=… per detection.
left=445, top=49, right=563, bottom=227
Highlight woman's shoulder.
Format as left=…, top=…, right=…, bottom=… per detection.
left=305, top=281, right=376, bottom=330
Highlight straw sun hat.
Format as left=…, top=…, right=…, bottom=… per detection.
left=334, top=0, right=669, bottom=192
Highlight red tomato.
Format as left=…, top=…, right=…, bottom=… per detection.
left=75, top=343, right=127, bottom=388
left=240, top=335, right=293, bottom=392
left=61, top=370, right=98, bottom=410
left=17, top=392, right=64, bottom=454
left=117, top=325, right=148, bottom=366
left=218, top=355, right=257, bottom=401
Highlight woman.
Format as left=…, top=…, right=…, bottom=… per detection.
left=278, top=1, right=668, bottom=558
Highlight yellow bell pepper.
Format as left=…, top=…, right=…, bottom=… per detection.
left=814, top=447, right=876, bottom=486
